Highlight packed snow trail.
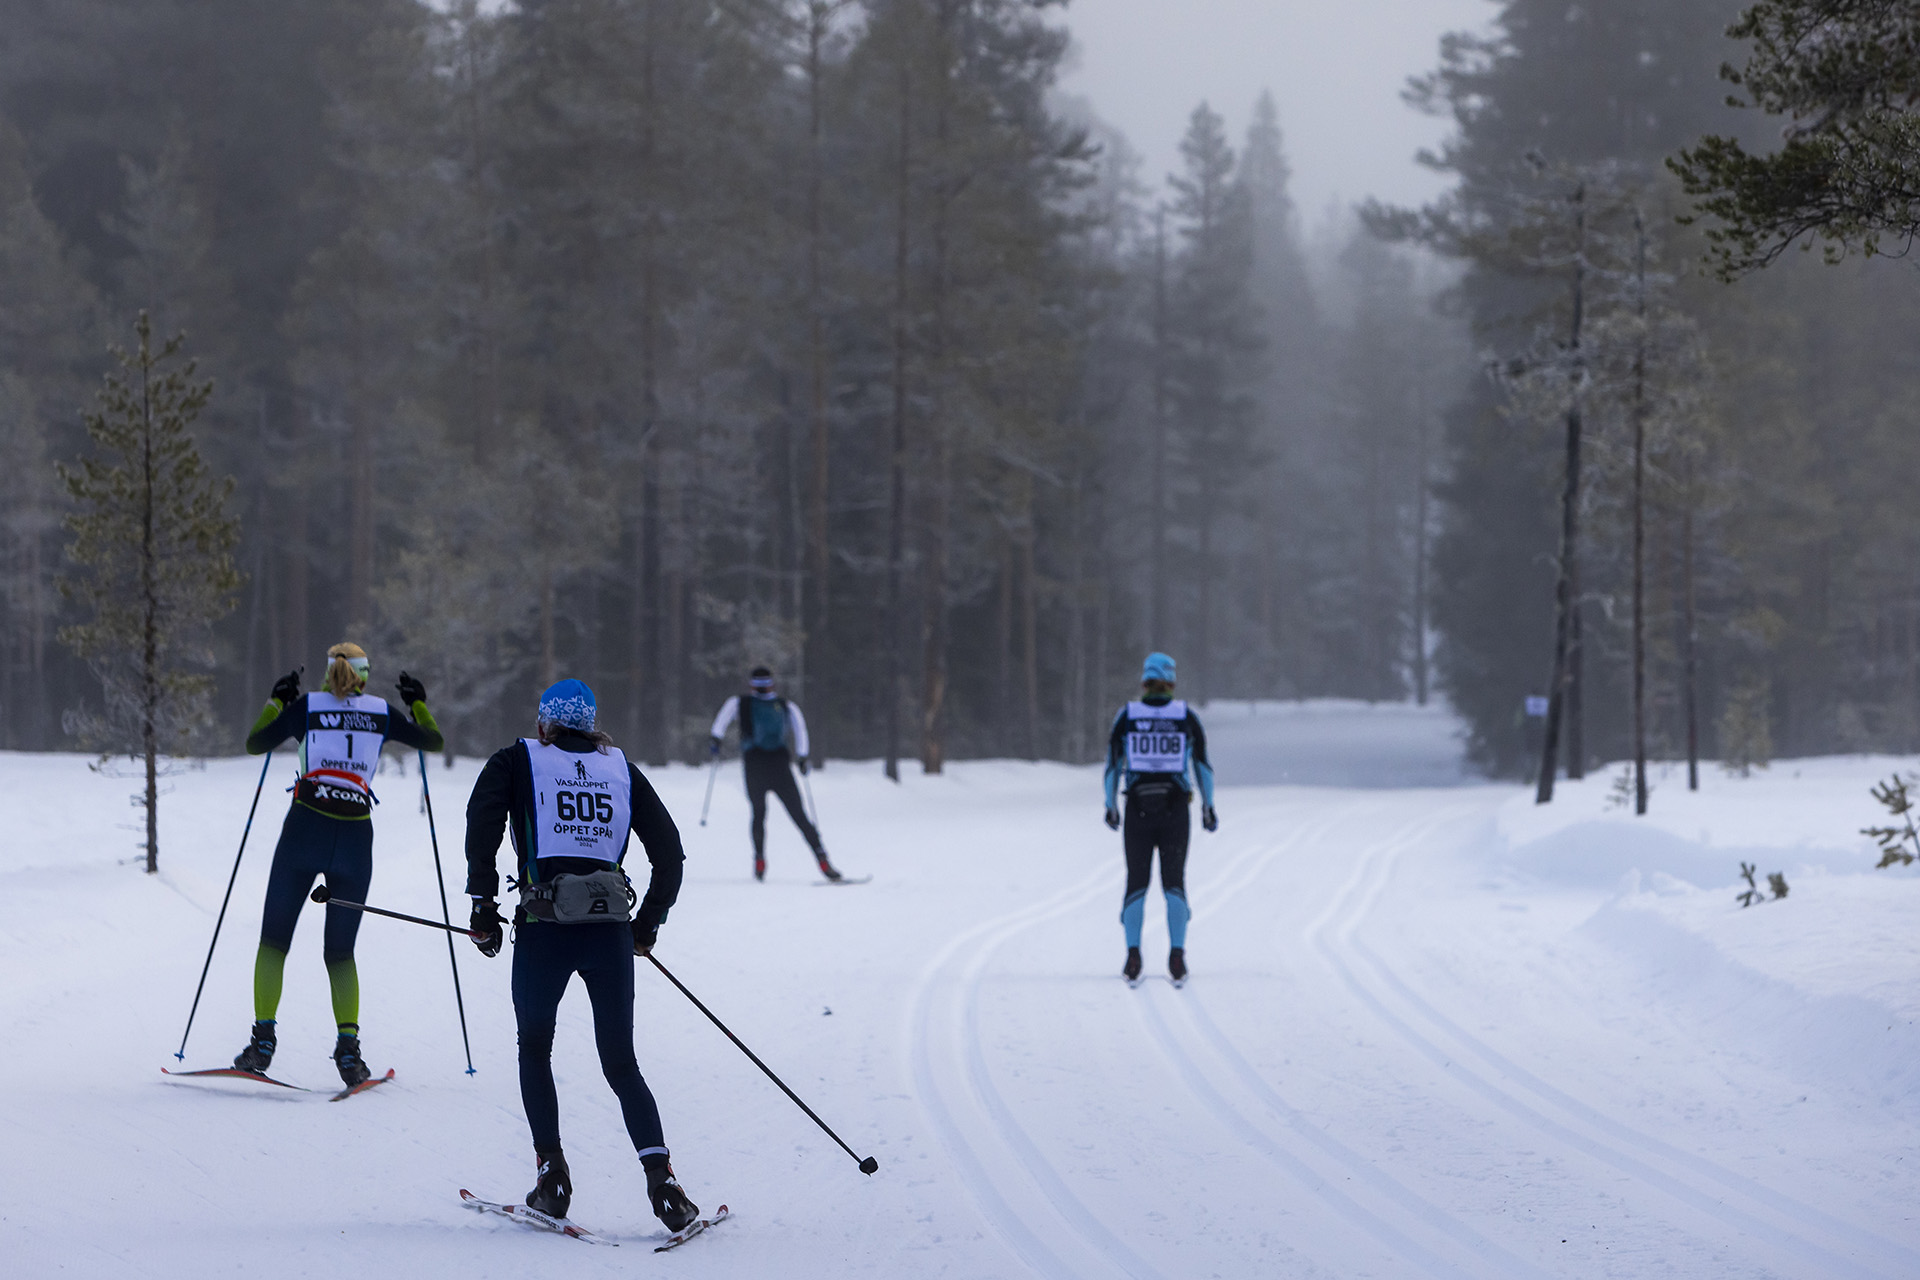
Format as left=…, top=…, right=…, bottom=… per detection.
left=2, top=701, right=1916, bottom=1277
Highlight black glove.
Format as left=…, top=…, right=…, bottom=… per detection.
left=631, top=917, right=658, bottom=957
left=1104, top=806, right=1121, bottom=830
left=397, top=671, right=427, bottom=706
left=1202, top=805, right=1219, bottom=832
left=270, top=668, right=302, bottom=704
left=709, top=736, right=722, bottom=758
left=797, top=757, right=810, bottom=776
left=470, top=899, right=503, bottom=958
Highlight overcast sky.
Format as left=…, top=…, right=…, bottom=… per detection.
left=1054, top=0, right=1494, bottom=223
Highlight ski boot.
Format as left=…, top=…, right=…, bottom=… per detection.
left=1168, top=948, right=1188, bottom=984
left=645, top=1160, right=699, bottom=1233
left=816, top=854, right=843, bottom=883
left=754, top=854, right=766, bottom=882
left=233, top=1020, right=276, bottom=1073
left=1122, top=947, right=1142, bottom=983
left=527, top=1149, right=572, bottom=1219
left=332, top=1027, right=372, bottom=1088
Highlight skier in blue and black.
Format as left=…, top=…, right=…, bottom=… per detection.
left=1103, top=652, right=1217, bottom=984
left=709, top=667, right=843, bottom=882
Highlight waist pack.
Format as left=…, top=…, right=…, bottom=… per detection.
left=519, top=868, right=636, bottom=924
left=1127, top=779, right=1188, bottom=814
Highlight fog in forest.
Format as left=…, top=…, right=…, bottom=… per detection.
left=6, top=0, right=1918, bottom=786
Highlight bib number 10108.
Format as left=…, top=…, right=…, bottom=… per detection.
left=555, top=790, right=614, bottom=824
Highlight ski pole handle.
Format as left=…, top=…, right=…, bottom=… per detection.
left=311, top=886, right=484, bottom=939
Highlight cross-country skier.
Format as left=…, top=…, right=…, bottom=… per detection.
left=708, top=667, right=843, bottom=882
left=463, top=678, right=701, bottom=1234
left=232, top=641, right=444, bottom=1086
left=1103, top=652, right=1217, bottom=984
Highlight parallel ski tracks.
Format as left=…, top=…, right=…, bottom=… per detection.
left=1140, top=799, right=1551, bottom=1280
left=1309, top=800, right=1920, bottom=1280
left=909, top=803, right=1369, bottom=1279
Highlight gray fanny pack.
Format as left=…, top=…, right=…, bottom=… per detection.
left=519, top=868, right=635, bottom=924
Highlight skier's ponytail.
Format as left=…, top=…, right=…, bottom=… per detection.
left=325, top=641, right=369, bottom=697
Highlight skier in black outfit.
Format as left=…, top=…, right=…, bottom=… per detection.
left=232, top=641, right=444, bottom=1086
left=464, top=678, right=700, bottom=1233
left=709, top=666, right=842, bottom=881
left=1103, top=652, right=1217, bottom=984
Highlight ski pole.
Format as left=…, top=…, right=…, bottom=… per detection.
left=801, top=767, right=823, bottom=834
left=310, top=885, right=485, bottom=939
left=699, top=754, right=719, bottom=826
left=174, top=751, right=274, bottom=1061
left=419, top=751, right=477, bottom=1076
left=644, top=954, right=878, bottom=1176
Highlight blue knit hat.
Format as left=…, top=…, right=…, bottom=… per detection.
left=538, top=678, right=597, bottom=731
left=1142, top=652, right=1177, bottom=684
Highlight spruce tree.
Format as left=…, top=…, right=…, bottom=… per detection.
left=58, top=314, right=241, bottom=873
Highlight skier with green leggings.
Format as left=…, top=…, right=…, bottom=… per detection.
left=231, top=641, right=444, bottom=1086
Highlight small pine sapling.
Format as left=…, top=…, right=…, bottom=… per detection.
left=1862, top=774, right=1920, bottom=868
left=1735, top=860, right=1788, bottom=907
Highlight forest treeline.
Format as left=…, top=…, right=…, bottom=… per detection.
left=0, top=0, right=1457, bottom=768
left=6, top=0, right=1920, bottom=781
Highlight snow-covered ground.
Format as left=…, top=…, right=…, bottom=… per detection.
left=3, top=702, right=1917, bottom=1278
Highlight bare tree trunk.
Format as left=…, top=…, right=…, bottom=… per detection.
left=804, top=3, right=833, bottom=702
left=883, top=58, right=911, bottom=783
left=636, top=0, right=663, bottom=763
left=1150, top=207, right=1169, bottom=649
left=1021, top=511, right=1040, bottom=760
left=1682, top=452, right=1700, bottom=791
left=1536, top=182, right=1586, bottom=803
left=1631, top=208, right=1649, bottom=815
left=347, top=273, right=374, bottom=633
left=1412, top=395, right=1432, bottom=706
left=140, top=332, right=159, bottom=873
left=287, top=398, right=309, bottom=675
left=919, top=1, right=954, bottom=775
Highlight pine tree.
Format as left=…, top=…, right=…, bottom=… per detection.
left=58, top=314, right=242, bottom=873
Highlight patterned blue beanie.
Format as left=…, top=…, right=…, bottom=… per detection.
left=538, top=678, right=597, bottom=731
left=1142, top=652, right=1177, bottom=684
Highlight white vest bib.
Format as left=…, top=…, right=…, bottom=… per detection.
left=524, top=739, right=632, bottom=867
left=1124, top=699, right=1189, bottom=774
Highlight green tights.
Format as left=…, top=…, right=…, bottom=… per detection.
left=252, top=942, right=359, bottom=1033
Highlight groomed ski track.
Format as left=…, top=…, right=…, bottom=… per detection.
left=3, top=707, right=1916, bottom=1278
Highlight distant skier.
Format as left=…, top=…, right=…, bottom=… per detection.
left=1103, top=652, right=1217, bottom=984
left=463, top=678, right=701, bottom=1233
left=709, top=667, right=843, bottom=882
left=232, top=641, right=444, bottom=1086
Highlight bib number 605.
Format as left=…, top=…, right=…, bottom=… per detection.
left=556, top=790, right=614, bottom=823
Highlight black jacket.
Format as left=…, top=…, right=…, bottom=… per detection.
left=463, top=729, right=684, bottom=931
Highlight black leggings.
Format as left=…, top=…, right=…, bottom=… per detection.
left=259, top=803, right=373, bottom=963
left=744, top=748, right=823, bottom=859
left=511, top=921, right=666, bottom=1159
left=1123, top=795, right=1190, bottom=901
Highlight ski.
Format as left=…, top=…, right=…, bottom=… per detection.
left=459, top=1189, right=618, bottom=1246
left=814, top=875, right=872, bottom=886
left=1125, top=976, right=1144, bottom=989
left=1170, top=976, right=1187, bottom=990
left=161, top=1066, right=312, bottom=1092
left=330, top=1068, right=395, bottom=1101
left=654, top=1205, right=731, bottom=1252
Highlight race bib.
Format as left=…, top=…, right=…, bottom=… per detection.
left=525, top=739, right=632, bottom=865
left=299, top=692, right=390, bottom=815
left=1125, top=699, right=1188, bottom=773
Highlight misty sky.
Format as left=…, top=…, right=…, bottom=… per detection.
left=1056, top=0, right=1493, bottom=223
